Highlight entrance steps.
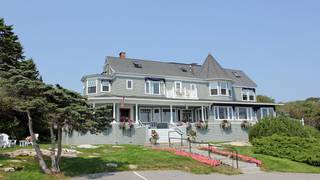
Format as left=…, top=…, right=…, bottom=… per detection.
left=147, top=128, right=186, bottom=143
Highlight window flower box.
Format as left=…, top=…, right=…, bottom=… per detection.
left=195, top=121, right=208, bottom=130
left=220, top=120, right=231, bottom=130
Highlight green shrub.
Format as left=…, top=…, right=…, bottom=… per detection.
left=249, top=116, right=320, bottom=141
left=252, top=134, right=320, bottom=166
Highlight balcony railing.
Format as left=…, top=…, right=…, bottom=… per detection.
left=166, top=88, right=198, bottom=99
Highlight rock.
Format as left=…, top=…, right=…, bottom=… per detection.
left=112, top=146, right=123, bottom=148
left=3, top=148, right=81, bottom=158
left=9, top=160, right=22, bottom=163
left=106, top=163, right=118, bottom=168
left=77, top=144, right=98, bottom=149
left=128, top=164, right=138, bottom=170
left=1, top=167, right=15, bottom=172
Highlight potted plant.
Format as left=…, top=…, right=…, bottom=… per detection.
left=195, top=121, right=208, bottom=130
left=241, top=120, right=251, bottom=129
left=119, top=117, right=134, bottom=130
left=187, top=129, right=197, bottom=142
left=149, top=130, right=159, bottom=145
left=220, top=120, right=231, bottom=130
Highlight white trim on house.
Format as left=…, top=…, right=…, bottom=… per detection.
left=145, top=80, right=161, bottom=95
left=235, top=107, right=254, bottom=121
left=213, top=106, right=234, bottom=120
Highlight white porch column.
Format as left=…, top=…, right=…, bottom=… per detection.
left=112, top=103, right=116, bottom=123
left=135, top=104, right=139, bottom=124
left=170, top=104, right=173, bottom=124
left=201, top=105, right=204, bottom=121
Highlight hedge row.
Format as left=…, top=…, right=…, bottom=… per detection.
left=249, top=116, right=320, bottom=141
left=252, top=134, right=320, bottom=166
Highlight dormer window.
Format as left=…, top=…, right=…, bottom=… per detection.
left=87, top=79, right=97, bottom=94
left=242, top=88, right=255, bottom=101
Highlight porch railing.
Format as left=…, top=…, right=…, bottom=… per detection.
left=165, top=88, right=198, bottom=99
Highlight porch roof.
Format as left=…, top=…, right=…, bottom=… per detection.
left=87, top=96, right=283, bottom=106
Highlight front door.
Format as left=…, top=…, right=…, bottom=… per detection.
left=120, top=108, right=130, bottom=122
left=153, top=108, right=161, bottom=122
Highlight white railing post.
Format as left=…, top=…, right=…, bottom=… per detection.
left=135, top=104, right=139, bottom=124
left=170, top=104, right=173, bottom=124
left=113, top=103, right=116, bottom=123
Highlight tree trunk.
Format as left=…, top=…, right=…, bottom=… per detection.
left=49, top=122, right=58, bottom=173
left=54, top=125, right=63, bottom=172
left=27, top=110, right=51, bottom=174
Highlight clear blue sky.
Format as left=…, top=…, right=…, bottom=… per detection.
left=1, top=0, right=319, bottom=102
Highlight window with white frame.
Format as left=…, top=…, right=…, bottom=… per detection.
left=87, top=79, right=97, bottom=94
left=175, top=81, right=182, bottom=93
left=242, top=88, right=255, bottom=101
left=126, top=79, right=133, bottom=89
left=145, top=81, right=161, bottom=95
left=261, top=107, right=274, bottom=119
left=209, top=82, right=219, bottom=96
left=210, top=81, right=232, bottom=96
left=139, top=108, right=152, bottom=123
left=101, top=80, right=111, bottom=92
left=236, top=107, right=253, bottom=120
left=214, top=106, right=233, bottom=120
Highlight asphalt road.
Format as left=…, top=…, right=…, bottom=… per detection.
left=72, top=170, right=320, bottom=180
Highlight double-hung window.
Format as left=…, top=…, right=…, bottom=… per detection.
left=101, top=80, right=111, bottom=92
left=209, top=82, right=219, bottom=96
left=210, top=81, right=232, bottom=96
left=175, top=81, right=182, bottom=93
left=220, top=82, right=228, bottom=95
left=145, top=81, right=161, bottom=95
left=236, top=107, right=253, bottom=120
left=214, top=106, right=233, bottom=120
left=242, top=89, right=255, bottom=101
left=126, top=80, right=133, bottom=89
left=87, top=79, right=97, bottom=94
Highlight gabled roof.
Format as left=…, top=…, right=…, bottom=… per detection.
left=198, top=54, right=232, bottom=80
left=91, top=55, right=257, bottom=87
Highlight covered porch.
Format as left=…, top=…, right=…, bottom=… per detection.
left=89, top=97, right=211, bottom=129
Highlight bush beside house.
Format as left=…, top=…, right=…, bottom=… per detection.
left=249, top=116, right=320, bottom=166
left=252, top=134, right=320, bottom=166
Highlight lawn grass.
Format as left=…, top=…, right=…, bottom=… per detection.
left=0, top=144, right=238, bottom=180
left=229, top=146, right=320, bottom=173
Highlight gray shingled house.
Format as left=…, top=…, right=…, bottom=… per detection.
left=63, top=53, right=279, bottom=145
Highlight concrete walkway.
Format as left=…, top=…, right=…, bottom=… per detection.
left=72, top=170, right=320, bottom=180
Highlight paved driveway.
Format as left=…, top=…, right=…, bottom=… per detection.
left=72, top=170, right=320, bottom=180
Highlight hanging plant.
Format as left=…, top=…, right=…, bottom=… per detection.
left=119, top=119, right=134, bottom=130
left=241, top=120, right=251, bottom=129
left=220, top=120, right=231, bottom=130
left=195, top=121, right=208, bottom=130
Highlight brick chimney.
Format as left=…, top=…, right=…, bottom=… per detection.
left=119, top=52, right=126, bottom=59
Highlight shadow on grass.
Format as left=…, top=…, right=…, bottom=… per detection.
left=61, top=157, right=129, bottom=177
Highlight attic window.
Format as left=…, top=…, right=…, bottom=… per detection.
left=180, top=67, right=188, bottom=72
left=232, top=72, right=241, bottom=78
left=133, top=61, right=142, bottom=68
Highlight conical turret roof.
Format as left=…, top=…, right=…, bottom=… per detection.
left=198, top=54, right=232, bottom=79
